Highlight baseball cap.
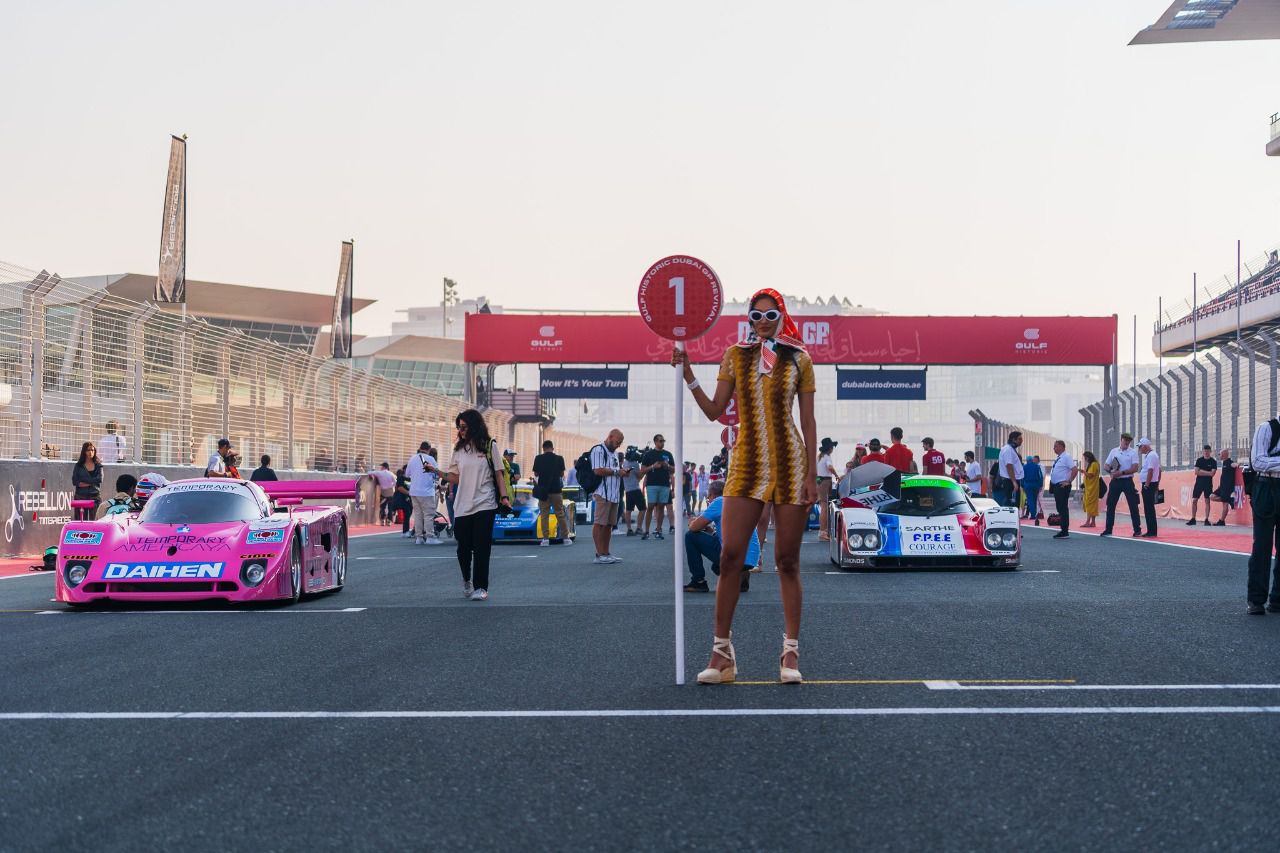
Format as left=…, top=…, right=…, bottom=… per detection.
left=1137, top=437, right=1152, bottom=447
left=503, top=448, right=516, bottom=456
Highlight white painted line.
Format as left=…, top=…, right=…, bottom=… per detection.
left=3, top=706, right=1280, bottom=721
left=1020, top=525, right=1247, bottom=557
left=35, top=607, right=366, bottom=615
left=0, top=573, right=51, bottom=582
left=1020, top=570, right=1061, bottom=573
left=926, top=682, right=1280, bottom=691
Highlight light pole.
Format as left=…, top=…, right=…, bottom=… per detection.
left=442, top=277, right=459, bottom=337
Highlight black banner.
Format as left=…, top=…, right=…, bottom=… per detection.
left=836, top=368, right=927, bottom=400
left=539, top=368, right=629, bottom=399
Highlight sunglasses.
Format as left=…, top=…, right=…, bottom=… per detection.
left=748, top=309, right=781, bottom=322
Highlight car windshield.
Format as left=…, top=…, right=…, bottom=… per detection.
left=890, top=483, right=971, bottom=517
left=139, top=489, right=264, bottom=524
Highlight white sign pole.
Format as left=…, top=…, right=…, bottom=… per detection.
left=673, top=341, right=686, bottom=686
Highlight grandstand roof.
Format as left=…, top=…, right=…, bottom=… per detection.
left=1153, top=249, right=1280, bottom=356
left=66, top=273, right=375, bottom=327
left=1131, top=0, right=1280, bottom=45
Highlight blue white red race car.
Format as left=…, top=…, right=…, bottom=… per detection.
left=56, top=478, right=358, bottom=606
left=827, top=462, right=1021, bottom=569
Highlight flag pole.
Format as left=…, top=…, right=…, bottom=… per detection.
left=673, top=341, right=686, bottom=686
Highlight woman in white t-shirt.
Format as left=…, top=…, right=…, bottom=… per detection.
left=446, top=409, right=510, bottom=602
left=816, top=438, right=841, bottom=542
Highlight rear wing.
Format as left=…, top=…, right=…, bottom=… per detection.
left=257, top=479, right=361, bottom=502
left=837, top=461, right=902, bottom=506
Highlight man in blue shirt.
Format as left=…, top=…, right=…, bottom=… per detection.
left=1021, top=454, right=1045, bottom=524
left=684, top=480, right=759, bottom=593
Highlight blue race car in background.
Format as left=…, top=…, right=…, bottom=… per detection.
left=492, top=485, right=583, bottom=544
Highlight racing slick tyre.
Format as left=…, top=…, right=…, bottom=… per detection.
left=332, top=522, right=348, bottom=592
left=287, top=536, right=303, bottom=605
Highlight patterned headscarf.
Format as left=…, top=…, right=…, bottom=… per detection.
left=736, top=288, right=806, bottom=375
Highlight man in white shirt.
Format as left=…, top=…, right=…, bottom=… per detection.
left=591, top=429, right=625, bottom=565
left=98, top=420, right=127, bottom=463
left=205, top=438, right=235, bottom=478
left=1138, top=438, right=1161, bottom=539
left=368, top=462, right=398, bottom=525
left=996, top=432, right=1024, bottom=509
left=405, top=441, right=442, bottom=545
left=1247, top=416, right=1280, bottom=614
left=963, top=450, right=985, bottom=497
left=1048, top=440, right=1079, bottom=540
left=1102, top=432, right=1142, bottom=537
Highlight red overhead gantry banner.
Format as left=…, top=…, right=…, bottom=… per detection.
left=465, top=314, right=1116, bottom=366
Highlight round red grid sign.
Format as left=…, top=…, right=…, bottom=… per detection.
left=717, top=395, right=740, bottom=427
left=637, top=255, right=723, bottom=342
left=720, top=426, right=738, bottom=449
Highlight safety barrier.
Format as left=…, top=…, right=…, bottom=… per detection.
left=1082, top=332, right=1273, bottom=471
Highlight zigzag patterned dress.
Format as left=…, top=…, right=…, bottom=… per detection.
left=717, top=344, right=816, bottom=505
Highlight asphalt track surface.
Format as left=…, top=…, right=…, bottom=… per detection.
left=3, top=525, right=1280, bottom=852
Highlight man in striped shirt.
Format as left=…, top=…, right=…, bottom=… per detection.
left=591, top=429, right=625, bottom=565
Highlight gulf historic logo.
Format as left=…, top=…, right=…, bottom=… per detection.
left=1016, top=328, right=1047, bottom=352
left=62, top=529, right=104, bottom=546
left=531, top=325, right=564, bottom=350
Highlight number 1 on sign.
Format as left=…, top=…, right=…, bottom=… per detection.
left=668, top=277, right=685, bottom=316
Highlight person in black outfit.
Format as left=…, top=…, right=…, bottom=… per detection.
left=1247, top=417, right=1280, bottom=614
left=1188, top=445, right=1216, bottom=526
left=72, top=441, right=103, bottom=520
left=250, top=454, right=278, bottom=482
left=1210, top=450, right=1236, bottom=526
left=394, top=467, right=413, bottom=537
left=531, top=440, right=571, bottom=546
left=640, top=435, right=675, bottom=540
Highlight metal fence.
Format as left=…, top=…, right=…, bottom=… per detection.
left=1081, top=333, right=1276, bottom=471
left=0, top=259, right=595, bottom=471
left=970, top=409, right=1081, bottom=473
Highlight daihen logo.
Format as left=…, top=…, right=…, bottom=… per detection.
left=102, top=562, right=226, bottom=580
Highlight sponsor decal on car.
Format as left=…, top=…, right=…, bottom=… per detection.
left=898, top=518, right=966, bottom=556
left=102, top=562, right=226, bottom=580
left=176, top=525, right=191, bottom=533
left=123, top=535, right=231, bottom=553
left=246, top=529, right=285, bottom=544
left=167, top=483, right=242, bottom=493
left=62, top=529, right=104, bottom=546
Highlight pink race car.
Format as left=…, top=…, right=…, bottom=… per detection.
left=56, top=478, right=358, bottom=607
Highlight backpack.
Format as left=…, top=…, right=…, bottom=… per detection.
left=575, top=445, right=605, bottom=495
left=1245, top=418, right=1280, bottom=497
left=103, top=496, right=132, bottom=516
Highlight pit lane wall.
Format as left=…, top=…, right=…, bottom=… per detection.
left=0, top=461, right=383, bottom=557
left=1148, top=468, right=1252, bottom=527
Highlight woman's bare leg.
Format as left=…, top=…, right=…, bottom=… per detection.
left=771, top=503, right=808, bottom=667
left=708, top=496, right=765, bottom=667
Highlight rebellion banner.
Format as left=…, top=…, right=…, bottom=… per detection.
left=331, top=241, right=354, bottom=359
left=464, top=314, right=1117, bottom=366
left=154, top=135, right=187, bottom=303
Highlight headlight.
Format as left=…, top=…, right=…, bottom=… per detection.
left=1001, top=532, right=1018, bottom=549
left=863, top=532, right=879, bottom=550
left=65, top=563, right=89, bottom=587
left=240, top=560, right=268, bottom=587
left=848, top=533, right=863, bottom=550
left=985, top=531, right=1002, bottom=550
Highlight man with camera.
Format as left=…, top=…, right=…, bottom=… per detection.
left=640, top=434, right=675, bottom=541
left=621, top=445, right=646, bottom=536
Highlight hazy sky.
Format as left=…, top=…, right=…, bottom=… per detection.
left=4, top=1, right=1279, bottom=364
